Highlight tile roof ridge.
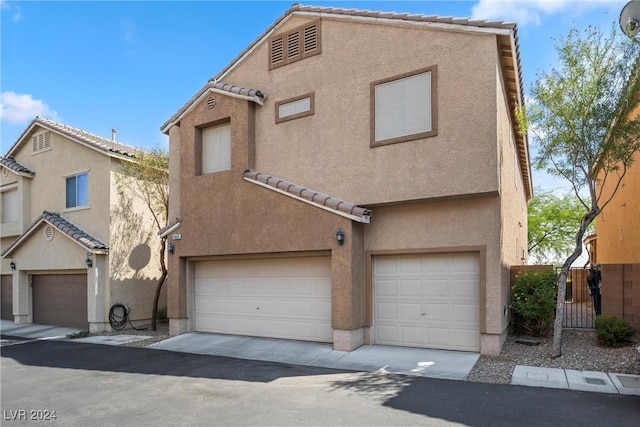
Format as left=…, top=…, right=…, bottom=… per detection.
left=34, top=116, right=139, bottom=157
left=0, top=156, right=35, bottom=175
left=244, top=169, right=372, bottom=223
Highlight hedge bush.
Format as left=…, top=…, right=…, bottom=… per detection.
left=594, top=315, right=636, bottom=347
left=511, top=269, right=558, bottom=336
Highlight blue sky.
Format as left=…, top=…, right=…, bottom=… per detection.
left=0, top=0, right=631, bottom=193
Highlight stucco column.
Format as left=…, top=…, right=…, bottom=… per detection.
left=331, top=221, right=366, bottom=351
left=87, top=254, right=110, bottom=333
left=168, top=255, right=188, bottom=335
left=12, top=269, right=29, bottom=324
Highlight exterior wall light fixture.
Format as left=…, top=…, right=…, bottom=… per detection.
left=336, top=228, right=345, bottom=246
left=167, top=241, right=175, bottom=254
left=10, top=260, right=16, bottom=271
left=85, top=257, right=93, bottom=268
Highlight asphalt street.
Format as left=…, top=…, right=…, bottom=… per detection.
left=1, top=337, right=639, bottom=427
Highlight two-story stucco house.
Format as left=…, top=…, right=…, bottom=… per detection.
left=1, top=117, right=165, bottom=332
left=160, top=4, right=532, bottom=355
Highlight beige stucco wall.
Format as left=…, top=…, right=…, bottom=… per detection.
left=109, top=160, right=166, bottom=321
left=223, top=16, right=500, bottom=205
left=495, top=64, right=529, bottom=351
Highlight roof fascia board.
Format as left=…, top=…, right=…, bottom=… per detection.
left=161, top=86, right=264, bottom=134
left=244, top=176, right=371, bottom=223
left=1, top=167, right=34, bottom=178
left=158, top=221, right=182, bottom=238
left=294, top=10, right=514, bottom=36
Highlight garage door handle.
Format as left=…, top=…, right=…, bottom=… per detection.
left=421, top=313, right=426, bottom=316
left=256, top=307, right=260, bottom=310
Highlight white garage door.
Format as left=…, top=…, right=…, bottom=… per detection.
left=374, top=253, right=479, bottom=352
left=195, top=256, right=332, bottom=342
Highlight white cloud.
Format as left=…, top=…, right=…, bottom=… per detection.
left=0, top=92, right=57, bottom=124
left=119, top=19, right=139, bottom=56
left=471, top=0, right=615, bottom=26
left=1, top=0, right=23, bottom=22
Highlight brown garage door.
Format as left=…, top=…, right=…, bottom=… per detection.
left=1, top=275, right=12, bottom=321
left=32, top=274, right=88, bottom=329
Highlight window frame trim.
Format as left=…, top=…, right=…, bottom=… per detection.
left=197, top=118, right=232, bottom=176
left=275, top=92, right=315, bottom=124
left=370, top=65, right=438, bottom=148
left=64, top=170, right=90, bottom=210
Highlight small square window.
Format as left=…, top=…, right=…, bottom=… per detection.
left=371, top=66, right=438, bottom=147
left=275, top=93, right=315, bottom=123
left=202, top=123, right=231, bottom=174
left=66, top=172, right=88, bottom=208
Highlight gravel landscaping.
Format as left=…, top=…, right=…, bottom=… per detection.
left=467, top=330, right=640, bottom=384
left=98, top=325, right=640, bottom=384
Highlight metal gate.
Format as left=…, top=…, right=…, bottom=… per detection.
left=562, top=268, right=597, bottom=329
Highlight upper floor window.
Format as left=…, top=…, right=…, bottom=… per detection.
left=371, top=66, right=438, bottom=147
left=32, top=131, right=51, bottom=153
left=275, top=93, right=315, bottom=123
left=1, top=187, right=18, bottom=224
left=66, top=172, right=88, bottom=209
left=269, top=20, right=321, bottom=70
left=202, top=123, right=231, bottom=174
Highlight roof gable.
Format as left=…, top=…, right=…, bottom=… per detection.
left=161, top=81, right=266, bottom=133
left=2, top=210, right=109, bottom=258
left=0, top=157, right=35, bottom=178
left=5, top=116, right=139, bottom=161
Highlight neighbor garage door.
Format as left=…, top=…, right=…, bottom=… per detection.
left=373, top=253, right=479, bottom=352
left=194, top=256, right=332, bottom=342
left=1, top=275, right=12, bottom=321
left=32, top=274, right=88, bottom=329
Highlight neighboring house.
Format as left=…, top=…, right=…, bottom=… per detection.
left=588, top=154, right=640, bottom=265
left=160, top=4, right=531, bottom=355
left=1, top=117, right=165, bottom=331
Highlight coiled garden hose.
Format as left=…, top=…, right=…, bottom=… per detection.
left=109, top=303, right=148, bottom=330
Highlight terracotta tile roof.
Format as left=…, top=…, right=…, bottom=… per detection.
left=0, top=157, right=35, bottom=176
left=6, top=116, right=138, bottom=159
left=244, top=170, right=372, bottom=223
left=161, top=80, right=266, bottom=132
left=2, top=211, right=109, bottom=258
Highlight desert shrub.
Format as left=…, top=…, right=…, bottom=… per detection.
left=511, top=269, right=558, bottom=336
left=594, top=315, right=636, bottom=347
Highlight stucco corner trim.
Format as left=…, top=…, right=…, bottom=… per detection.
left=243, top=170, right=372, bottom=223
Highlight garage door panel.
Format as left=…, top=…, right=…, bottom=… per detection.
left=374, top=253, right=479, bottom=352
left=195, top=256, right=332, bottom=343
left=400, top=280, right=421, bottom=296
left=400, top=327, right=423, bottom=344
left=32, top=274, right=88, bottom=329
left=1, top=275, right=13, bottom=321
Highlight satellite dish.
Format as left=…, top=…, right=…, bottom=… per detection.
left=620, top=0, right=640, bottom=38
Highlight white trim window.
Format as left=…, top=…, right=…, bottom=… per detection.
left=202, top=123, right=231, bottom=174
left=66, top=172, right=88, bottom=208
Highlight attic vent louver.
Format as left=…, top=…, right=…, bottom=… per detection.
left=44, top=225, right=55, bottom=241
left=32, top=131, right=51, bottom=153
left=207, top=96, right=217, bottom=109
left=269, top=19, right=321, bottom=70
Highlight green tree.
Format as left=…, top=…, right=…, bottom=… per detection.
left=527, top=189, right=590, bottom=264
left=117, top=147, right=169, bottom=330
left=518, top=25, right=640, bottom=357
